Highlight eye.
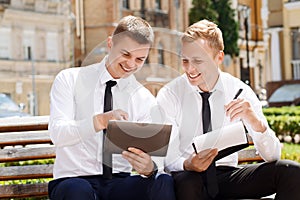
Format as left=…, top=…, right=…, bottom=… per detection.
left=122, top=51, right=130, bottom=58
left=193, top=60, right=203, bottom=65
left=182, top=59, right=189, bottom=64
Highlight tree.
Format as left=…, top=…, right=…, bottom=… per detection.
left=212, top=0, right=239, bottom=56
left=189, top=0, right=239, bottom=57
left=189, top=0, right=218, bottom=24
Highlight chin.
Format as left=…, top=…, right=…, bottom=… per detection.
left=188, top=79, right=199, bottom=86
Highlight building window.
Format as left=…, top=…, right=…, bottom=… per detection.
left=122, top=0, right=130, bottom=9
left=155, top=0, right=162, bottom=10
left=158, top=42, right=164, bottom=65
left=0, top=27, right=10, bottom=59
left=23, top=30, right=34, bottom=60
left=46, top=32, right=58, bottom=61
left=291, top=28, right=300, bottom=60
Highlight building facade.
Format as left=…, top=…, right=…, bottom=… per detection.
left=261, top=0, right=300, bottom=101
left=0, top=0, right=74, bottom=115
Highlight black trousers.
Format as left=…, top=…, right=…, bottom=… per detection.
left=172, top=160, right=300, bottom=200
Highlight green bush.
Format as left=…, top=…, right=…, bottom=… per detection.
left=266, top=115, right=300, bottom=137
left=263, top=106, right=300, bottom=143
left=263, top=106, right=300, bottom=116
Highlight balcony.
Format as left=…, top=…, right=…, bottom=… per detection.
left=291, top=60, right=300, bottom=80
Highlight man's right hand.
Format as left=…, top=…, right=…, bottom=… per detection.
left=93, top=109, right=128, bottom=132
left=183, top=148, right=218, bottom=172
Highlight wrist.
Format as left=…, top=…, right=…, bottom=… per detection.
left=142, top=161, right=158, bottom=178
left=252, top=119, right=266, bottom=133
left=183, top=159, right=191, bottom=171
left=93, top=113, right=111, bottom=132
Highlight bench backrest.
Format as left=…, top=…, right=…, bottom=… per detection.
left=0, top=116, right=53, bottom=199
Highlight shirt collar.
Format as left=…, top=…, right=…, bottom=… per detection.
left=183, top=70, right=224, bottom=95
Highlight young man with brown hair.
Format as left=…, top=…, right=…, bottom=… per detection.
left=48, top=15, right=175, bottom=200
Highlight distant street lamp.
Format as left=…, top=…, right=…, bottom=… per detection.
left=27, top=46, right=37, bottom=116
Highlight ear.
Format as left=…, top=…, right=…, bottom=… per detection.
left=217, top=51, right=224, bottom=65
left=107, top=36, right=112, bottom=49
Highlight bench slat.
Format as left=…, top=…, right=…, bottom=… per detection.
left=0, top=130, right=51, bottom=147
left=0, top=116, right=49, bottom=133
left=0, top=164, right=53, bottom=181
left=0, top=183, right=48, bottom=199
left=0, top=146, right=55, bottom=162
left=238, top=148, right=263, bottom=163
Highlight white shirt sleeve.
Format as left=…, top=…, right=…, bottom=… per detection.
left=242, top=86, right=281, bottom=162
left=48, top=69, right=96, bottom=147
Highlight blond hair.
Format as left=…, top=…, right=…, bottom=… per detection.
left=182, top=19, right=224, bottom=56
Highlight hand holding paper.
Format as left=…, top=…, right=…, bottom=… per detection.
left=192, top=121, right=249, bottom=161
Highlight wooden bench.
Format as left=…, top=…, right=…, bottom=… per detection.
left=238, top=134, right=264, bottom=164
left=0, top=116, right=53, bottom=199
left=0, top=116, right=268, bottom=199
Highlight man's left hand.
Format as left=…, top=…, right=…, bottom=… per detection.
left=122, top=147, right=154, bottom=177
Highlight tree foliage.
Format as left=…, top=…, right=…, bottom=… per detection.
left=189, top=0, right=218, bottom=24
left=189, top=0, right=239, bottom=56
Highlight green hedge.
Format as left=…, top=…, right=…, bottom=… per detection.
left=263, top=106, right=300, bottom=116
left=263, top=106, right=300, bottom=143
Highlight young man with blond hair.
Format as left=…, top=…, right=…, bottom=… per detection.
left=157, top=19, right=300, bottom=200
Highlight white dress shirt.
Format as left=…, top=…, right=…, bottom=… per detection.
left=156, top=71, right=281, bottom=173
left=49, top=56, right=159, bottom=179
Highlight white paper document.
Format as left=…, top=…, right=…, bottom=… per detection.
left=193, top=121, right=248, bottom=153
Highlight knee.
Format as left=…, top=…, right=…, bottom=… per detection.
left=50, top=178, right=96, bottom=200
left=155, top=174, right=174, bottom=189
left=173, top=171, right=204, bottom=190
left=172, top=171, right=206, bottom=199
left=275, top=160, right=300, bottom=182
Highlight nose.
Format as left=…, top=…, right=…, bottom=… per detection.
left=126, top=58, right=135, bottom=68
left=183, top=62, right=196, bottom=73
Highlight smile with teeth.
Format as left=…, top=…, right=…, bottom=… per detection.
left=120, top=64, right=134, bottom=72
left=188, top=72, right=201, bottom=79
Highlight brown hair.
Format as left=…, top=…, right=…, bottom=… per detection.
left=182, top=19, right=224, bottom=56
left=112, top=15, right=154, bottom=45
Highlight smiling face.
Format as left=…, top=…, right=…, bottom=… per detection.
left=106, top=36, right=150, bottom=79
left=181, top=39, right=224, bottom=92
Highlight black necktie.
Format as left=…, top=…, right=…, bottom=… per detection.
left=102, top=80, right=117, bottom=179
left=200, top=92, right=219, bottom=198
